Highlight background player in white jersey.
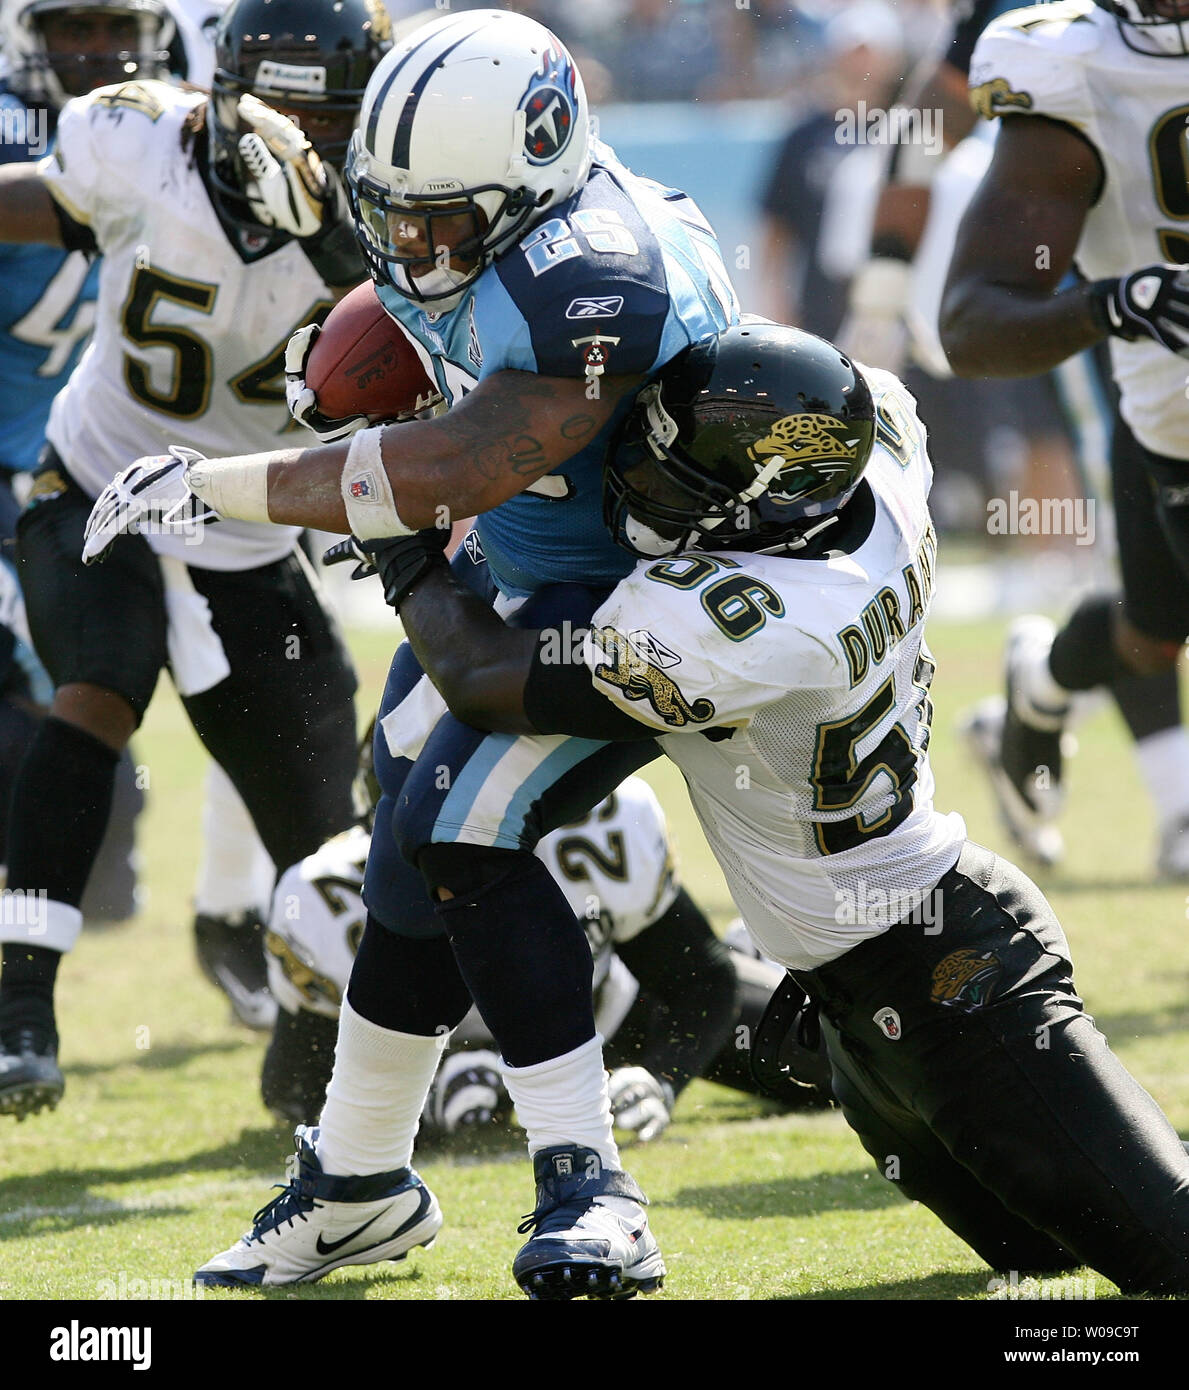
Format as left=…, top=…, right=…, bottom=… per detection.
left=89, top=10, right=737, bottom=1300
left=0, top=0, right=287, bottom=1024
left=334, top=322, right=1189, bottom=1295
left=261, top=766, right=825, bottom=1133
left=0, top=0, right=395, bottom=1120
left=940, top=0, right=1189, bottom=876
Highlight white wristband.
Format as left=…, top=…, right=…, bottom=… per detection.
left=340, top=425, right=415, bottom=538
left=186, top=453, right=272, bottom=523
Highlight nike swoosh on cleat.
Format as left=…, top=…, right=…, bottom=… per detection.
left=315, top=1212, right=385, bottom=1255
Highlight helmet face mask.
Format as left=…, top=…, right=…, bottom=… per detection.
left=346, top=8, right=592, bottom=310
left=1094, top=0, right=1189, bottom=55
left=207, top=0, right=392, bottom=232
left=346, top=153, right=539, bottom=304
left=2, top=0, right=174, bottom=108
left=604, top=325, right=877, bottom=560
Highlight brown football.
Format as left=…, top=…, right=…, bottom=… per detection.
left=305, top=282, right=441, bottom=422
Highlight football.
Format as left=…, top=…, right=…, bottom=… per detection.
left=305, top=282, right=442, bottom=423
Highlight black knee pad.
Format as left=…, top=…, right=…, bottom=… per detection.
left=1049, top=594, right=1118, bottom=691
left=417, top=841, right=534, bottom=900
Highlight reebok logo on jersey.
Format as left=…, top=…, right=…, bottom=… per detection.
left=592, top=626, right=715, bottom=729
left=627, top=630, right=681, bottom=669
left=463, top=530, right=486, bottom=563
left=566, top=296, right=625, bottom=320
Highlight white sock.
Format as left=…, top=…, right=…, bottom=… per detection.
left=1011, top=619, right=1072, bottom=730
left=193, top=762, right=274, bottom=918
left=1135, top=727, right=1189, bottom=826
left=501, top=1035, right=621, bottom=1171
left=316, top=998, right=449, bottom=1175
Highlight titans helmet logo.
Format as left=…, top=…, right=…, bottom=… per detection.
left=519, top=44, right=577, bottom=165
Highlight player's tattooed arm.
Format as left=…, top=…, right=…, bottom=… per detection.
left=398, top=565, right=656, bottom=743
left=939, top=115, right=1106, bottom=376
left=265, top=368, right=642, bottom=531
left=0, top=165, right=65, bottom=245
left=398, top=565, right=541, bottom=735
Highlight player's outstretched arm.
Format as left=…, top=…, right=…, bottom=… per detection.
left=939, top=115, right=1105, bottom=376
left=0, top=166, right=65, bottom=245
left=270, top=367, right=641, bottom=530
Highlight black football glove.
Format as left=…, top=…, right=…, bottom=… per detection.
left=1090, top=264, right=1189, bottom=356
left=323, top=528, right=450, bottom=611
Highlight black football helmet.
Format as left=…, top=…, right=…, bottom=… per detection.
left=209, top=0, right=392, bottom=228
left=1, top=0, right=174, bottom=108
left=1093, top=0, right=1189, bottom=56
left=604, top=322, right=877, bottom=558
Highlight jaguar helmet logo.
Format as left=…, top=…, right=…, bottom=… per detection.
left=747, top=413, right=862, bottom=495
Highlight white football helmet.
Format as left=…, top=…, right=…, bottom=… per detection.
left=345, top=7, right=593, bottom=308
left=1095, top=0, right=1189, bottom=55
left=0, top=0, right=174, bottom=108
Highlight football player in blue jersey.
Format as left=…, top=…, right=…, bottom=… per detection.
left=86, top=8, right=738, bottom=1299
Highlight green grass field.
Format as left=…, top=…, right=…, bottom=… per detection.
left=2, top=610, right=1185, bottom=1306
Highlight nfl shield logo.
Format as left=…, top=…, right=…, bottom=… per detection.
left=350, top=478, right=372, bottom=500
left=873, top=1007, right=902, bottom=1041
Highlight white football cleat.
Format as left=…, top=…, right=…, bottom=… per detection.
left=196, top=1126, right=441, bottom=1287
left=512, top=1145, right=665, bottom=1300
left=961, top=695, right=1065, bottom=869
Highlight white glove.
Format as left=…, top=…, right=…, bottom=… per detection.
left=283, top=322, right=371, bottom=442
left=836, top=257, right=912, bottom=375
left=422, top=1049, right=508, bottom=1133
left=608, top=1066, right=674, bottom=1143
left=82, top=446, right=218, bottom=565
left=237, top=94, right=329, bottom=240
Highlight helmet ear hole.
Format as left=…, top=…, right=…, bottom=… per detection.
left=605, top=325, right=878, bottom=559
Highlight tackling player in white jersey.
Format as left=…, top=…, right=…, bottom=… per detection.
left=335, top=322, right=1189, bottom=1295
left=0, top=0, right=393, bottom=1119
left=941, top=0, right=1189, bottom=877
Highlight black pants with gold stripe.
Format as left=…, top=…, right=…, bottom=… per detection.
left=793, top=841, right=1189, bottom=1296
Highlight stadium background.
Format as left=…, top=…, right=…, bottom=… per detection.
left=2, top=0, right=1184, bottom=1312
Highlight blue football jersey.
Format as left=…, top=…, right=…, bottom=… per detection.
left=377, top=142, right=739, bottom=596
left=0, top=86, right=98, bottom=477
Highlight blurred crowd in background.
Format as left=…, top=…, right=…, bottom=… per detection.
left=379, top=0, right=1094, bottom=595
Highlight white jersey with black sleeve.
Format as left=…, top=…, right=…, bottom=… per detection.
left=37, top=79, right=328, bottom=568
left=968, top=0, right=1189, bottom=460
left=578, top=368, right=967, bottom=971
